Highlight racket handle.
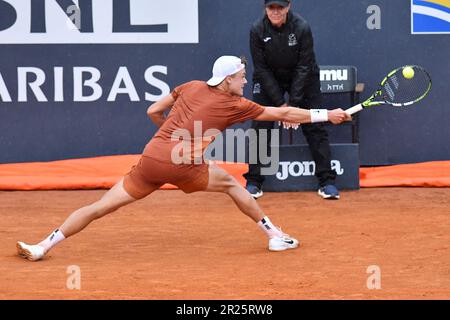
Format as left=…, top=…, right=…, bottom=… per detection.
left=345, top=104, right=364, bottom=115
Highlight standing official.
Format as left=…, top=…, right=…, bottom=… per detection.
left=244, top=0, right=340, bottom=199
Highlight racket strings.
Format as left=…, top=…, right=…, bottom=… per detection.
left=382, top=67, right=431, bottom=105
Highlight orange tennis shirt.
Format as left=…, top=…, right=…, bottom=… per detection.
left=143, top=81, right=265, bottom=163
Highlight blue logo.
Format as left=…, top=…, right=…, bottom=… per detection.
left=411, top=0, right=450, bottom=34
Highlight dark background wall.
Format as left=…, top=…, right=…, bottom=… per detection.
left=0, top=0, right=449, bottom=165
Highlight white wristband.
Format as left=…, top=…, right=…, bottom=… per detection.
left=310, top=109, right=328, bottom=123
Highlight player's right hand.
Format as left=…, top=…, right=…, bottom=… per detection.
left=328, top=108, right=352, bottom=124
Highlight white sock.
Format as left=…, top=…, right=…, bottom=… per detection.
left=38, top=229, right=66, bottom=253
left=257, top=216, right=283, bottom=239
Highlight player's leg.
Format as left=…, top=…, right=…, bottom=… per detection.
left=59, top=177, right=136, bottom=237
left=17, top=178, right=137, bottom=261
left=205, top=163, right=298, bottom=251
left=207, top=162, right=263, bottom=222
left=17, top=156, right=162, bottom=261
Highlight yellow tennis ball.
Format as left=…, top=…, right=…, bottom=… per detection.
left=402, top=66, right=415, bottom=79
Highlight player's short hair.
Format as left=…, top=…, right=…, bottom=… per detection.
left=240, top=55, right=248, bottom=67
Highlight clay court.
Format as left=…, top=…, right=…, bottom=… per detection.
left=1, top=187, right=449, bottom=299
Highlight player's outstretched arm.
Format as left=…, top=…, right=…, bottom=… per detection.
left=147, top=94, right=175, bottom=127
left=254, top=106, right=351, bottom=124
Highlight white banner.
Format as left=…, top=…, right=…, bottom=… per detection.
left=0, top=0, right=199, bottom=43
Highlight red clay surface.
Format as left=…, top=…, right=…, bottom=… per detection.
left=1, top=188, right=449, bottom=299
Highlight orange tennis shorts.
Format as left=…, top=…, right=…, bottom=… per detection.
left=123, top=156, right=209, bottom=199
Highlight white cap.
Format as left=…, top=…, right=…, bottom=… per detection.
left=206, top=56, right=245, bottom=86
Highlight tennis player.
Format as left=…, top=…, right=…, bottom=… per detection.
left=17, top=55, right=351, bottom=261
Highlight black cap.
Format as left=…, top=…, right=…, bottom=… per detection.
left=265, top=0, right=290, bottom=7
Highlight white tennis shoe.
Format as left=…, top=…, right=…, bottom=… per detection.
left=16, top=241, right=45, bottom=261
left=268, top=234, right=299, bottom=251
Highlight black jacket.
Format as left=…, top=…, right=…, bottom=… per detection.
left=250, top=11, right=321, bottom=107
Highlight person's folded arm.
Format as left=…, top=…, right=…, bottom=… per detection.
left=146, top=94, right=175, bottom=127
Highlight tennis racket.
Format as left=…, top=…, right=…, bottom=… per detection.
left=345, top=65, right=432, bottom=115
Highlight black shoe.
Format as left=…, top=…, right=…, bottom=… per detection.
left=246, top=184, right=263, bottom=199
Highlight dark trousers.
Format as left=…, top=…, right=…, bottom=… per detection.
left=243, top=83, right=337, bottom=188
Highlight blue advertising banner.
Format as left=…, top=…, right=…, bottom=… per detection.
left=0, top=0, right=449, bottom=166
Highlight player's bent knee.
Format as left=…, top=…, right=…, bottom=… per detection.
left=222, top=175, right=239, bottom=193
left=207, top=164, right=240, bottom=192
